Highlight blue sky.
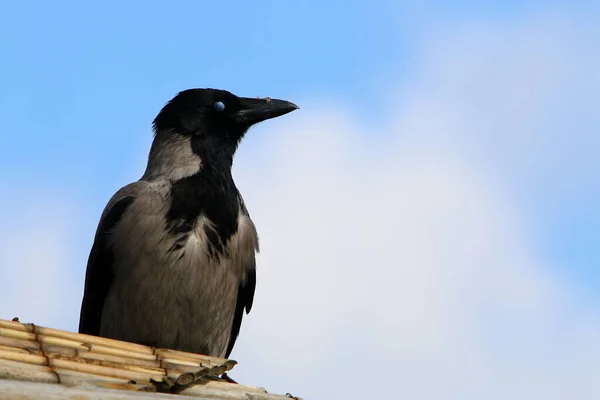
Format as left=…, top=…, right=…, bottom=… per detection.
left=0, top=2, right=599, bottom=399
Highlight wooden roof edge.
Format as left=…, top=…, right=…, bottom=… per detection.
left=0, top=318, right=302, bottom=400
left=0, top=378, right=301, bottom=400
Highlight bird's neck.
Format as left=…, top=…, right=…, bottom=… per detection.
left=142, top=134, right=236, bottom=182
left=165, top=156, right=241, bottom=258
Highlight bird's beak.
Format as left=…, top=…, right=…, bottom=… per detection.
left=235, top=97, right=299, bottom=126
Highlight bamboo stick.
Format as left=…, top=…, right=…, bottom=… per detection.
left=155, top=348, right=232, bottom=365
left=87, top=343, right=159, bottom=361
left=0, top=319, right=33, bottom=332
left=36, top=334, right=98, bottom=351
left=77, top=350, right=160, bottom=369
left=159, top=357, right=202, bottom=367
left=0, top=327, right=36, bottom=341
left=48, top=357, right=165, bottom=382
left=0, top=344, right=31, bottom=354
left=37, top=335, right=157, bottom=361
left=160, top=361, right=209, bottom=375
left=0, top=358, right=58, bottom=384
left=49, top=353, right=166, bottom=376
left=33, top=325, right=153, bottom=354
left=0, top=336, right=40, bottom=352
left=40, top=343, right=78, bottom=357
left=57, top=369, right=149, bottom=392
left=0, top=348, right=48, bottom=366
left=53, top=367, right=134, bottom=386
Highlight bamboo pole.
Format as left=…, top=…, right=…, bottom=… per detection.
left=0, top=348, right=48, bottom=366
left=53, top=367, right=136, bottom=386
left=0, top=358, right=59, bottom=384
left=154, top=348, right=232, bottom=365
left=0, top=319, right=237, bottom=368
left=0, top=336, right=40, bottom=352
left=77, top=350, right=160, bottom=369
left=0, top=318, right=302, bottom=399
left=0, top=327, right=36, bottom=341
left=33, top=326, right=153, bottom=354
left=0, top=319, right=32, bottom=332
left=48, top=357, right=165, bottom=382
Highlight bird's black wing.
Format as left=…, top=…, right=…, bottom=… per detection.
left=225, top=256, right=256, bottom=358
left=78, top=195, right=136, bottom=335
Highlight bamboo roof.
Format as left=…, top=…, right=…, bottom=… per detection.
left=0, top=318, right=301, bottom=400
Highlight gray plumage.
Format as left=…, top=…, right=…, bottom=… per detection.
left=79, top=89, right=297, bottom=358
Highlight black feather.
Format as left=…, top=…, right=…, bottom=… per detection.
left=167, top=169, right=240, bottom=259
left=78, top=196, right=135, bottom=335
left=225, top=258, right=256, bottom=358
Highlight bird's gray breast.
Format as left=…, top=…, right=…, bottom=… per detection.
left=99, top=183, right=258, bottom=357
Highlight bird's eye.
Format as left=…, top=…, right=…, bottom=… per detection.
left=214, top=101, right=226, bottom=112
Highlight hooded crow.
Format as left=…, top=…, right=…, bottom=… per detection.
left=78, top=88, right=298, bottom=359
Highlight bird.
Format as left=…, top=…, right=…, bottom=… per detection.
left=78, top=88, right=298, bottom=361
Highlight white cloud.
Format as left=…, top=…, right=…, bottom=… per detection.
left=228, top=12, right=600, bottom=400
left=391, top=10, right=600, bottom=188
left=0, top=194, right=83, bottom=330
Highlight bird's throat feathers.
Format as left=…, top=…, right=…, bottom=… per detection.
left=141, top=130, right=242, bottom=259
left=143, top=131, right=239, bottom=182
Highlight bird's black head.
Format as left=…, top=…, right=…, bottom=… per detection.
left=151, top=88, right=298, bottom=165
